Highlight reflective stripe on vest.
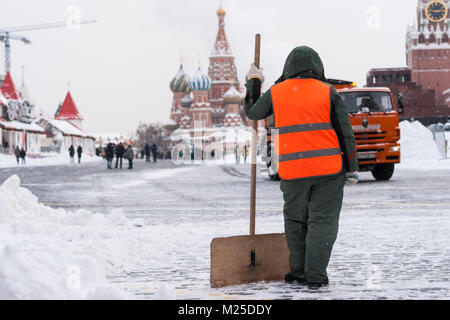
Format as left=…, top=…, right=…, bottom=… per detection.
left=271, top=78, right=343, bottom=180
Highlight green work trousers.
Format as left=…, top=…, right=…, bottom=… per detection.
left=280, top=172, right=345, bottom=283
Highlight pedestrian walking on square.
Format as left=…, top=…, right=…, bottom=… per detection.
left=115, top=142, right=125, bottom=169
left=144, top=143, right=151, bottom=162
left=245, top=46, right=359, bottom=290
left=68, top=145, right=75, bottom=164
left=14, top=146, right=20, bottom=165
left=126, top=145, right=134, bottom=169
left=151, top=143, right=158, bottom=163
left=20, top=148, right=26, bottom=165
left=3, top=141, right=9, bottom=153
left=243, top=145, right=249, bottom=164
left=105, top=142, right=114, bottom=169
left=77, top=146, right=82, bottom=163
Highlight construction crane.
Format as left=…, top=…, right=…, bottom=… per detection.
left=0, top=19, right=97, bottom=75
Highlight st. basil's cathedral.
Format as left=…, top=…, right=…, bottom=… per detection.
left=168, top=3, right=260, bottom=146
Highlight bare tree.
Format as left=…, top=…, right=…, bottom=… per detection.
left=135, top=122, right=178, bottom=157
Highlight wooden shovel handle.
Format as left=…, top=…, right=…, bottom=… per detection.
left=250, top=34, right=261, bottom=236
left=254, top=34, right=261, bottom=69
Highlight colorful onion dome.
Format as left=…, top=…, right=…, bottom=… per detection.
left=181, top=91, right=193, bottom=108
left=223, top=85, right=242, bottom=105
left=170, top=64, right=190, bottom=93
left=189, top=67, right=211, bottom=91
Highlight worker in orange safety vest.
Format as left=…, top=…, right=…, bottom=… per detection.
left=244, top=46, right=359, bottom=290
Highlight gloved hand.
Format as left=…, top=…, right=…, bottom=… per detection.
left=345, top=172, right=359, bottom=186
left=246, top=63, right=264, bottom=82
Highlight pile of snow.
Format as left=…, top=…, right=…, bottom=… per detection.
left=0, top=175, right=161, bottom=299
left=446, top=131, right=450, bottom=153
left=398, top=121, right=448, bottom=169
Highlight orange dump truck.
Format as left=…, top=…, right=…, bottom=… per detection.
left=264, top=79, right=403, bottom=181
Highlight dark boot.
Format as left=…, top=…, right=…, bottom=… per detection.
left=284, top=272, right=307, bottom=285
left=307, top=278, right=329, bottom=290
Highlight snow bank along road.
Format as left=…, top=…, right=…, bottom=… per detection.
left=1, top=159, right=450, bottom=299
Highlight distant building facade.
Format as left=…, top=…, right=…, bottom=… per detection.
left=35, top=91, right=95, bottom=156
left=367, top=0, right=450, bottom=125
left=0, top=72, right=44, bottom=156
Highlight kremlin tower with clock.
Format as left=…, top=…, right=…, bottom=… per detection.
left=367, top=0, right=450, bottom=124
left=406, top=0, right=450, bottom=104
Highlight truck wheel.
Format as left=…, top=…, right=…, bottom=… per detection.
left=371, top=163, right=395, bottom=181
left=268, top=171, right=280, bottom=181
left=266, top=146, right=281, bottom=181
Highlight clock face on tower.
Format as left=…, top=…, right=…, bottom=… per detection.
left=425, top=0, right=448, bottom=23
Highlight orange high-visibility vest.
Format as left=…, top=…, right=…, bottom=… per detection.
left=271, top=78, right=343, bottom=180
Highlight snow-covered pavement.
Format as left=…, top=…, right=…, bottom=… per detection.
left=1, top=159, right=450, bottom=299
left=0, top=152, right=102, bottom=169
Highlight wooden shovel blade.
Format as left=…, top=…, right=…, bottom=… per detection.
left=210, top=233, right=290, bottom=288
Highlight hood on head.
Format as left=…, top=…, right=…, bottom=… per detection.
left=275, top=46, right=326, bottom=84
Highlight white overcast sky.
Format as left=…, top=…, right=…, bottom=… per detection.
left=1, top=0, right=418, bottom=135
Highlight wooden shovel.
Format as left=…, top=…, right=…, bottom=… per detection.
left=210, top=34, right=289, bottom=288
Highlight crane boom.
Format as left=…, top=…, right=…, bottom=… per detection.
left=3, top=19, right=97, bottom=33
left=1, top=33, right=31, bottom=44
left=0, top=19, right=97, bottom=74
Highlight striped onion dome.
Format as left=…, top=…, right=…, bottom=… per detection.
left=170, top=64, right=190, bottom=93
left=223, top=85, right=242, bottom=105
left=189, top=67, right=211, bottom=91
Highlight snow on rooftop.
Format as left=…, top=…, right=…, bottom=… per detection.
left=368, top=67, right=411, bottom=73
left=0, top=72, right=19, bottom=100
left=163, top=118, right=178, bottom=126
left=0, top=92, right=8, bottom=105
left=0, top=119, right=44, bottom=133
left=54, top=91, right=83, bottom=121
left=49, top=119, right=90, bottom=137
left=34, top=116, right=93, bottom=138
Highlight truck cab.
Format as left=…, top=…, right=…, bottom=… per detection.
left=263, top=80, right=402, bottom=181
left=337, top=85, right=401, bottom=180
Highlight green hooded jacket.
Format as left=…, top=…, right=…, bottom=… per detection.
left=244, top=46, right=358, bottom=173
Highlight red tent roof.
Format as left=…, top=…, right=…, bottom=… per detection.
left=54, top=91, right=83, bottom=120
left=0, top=72, right=19, bottom=100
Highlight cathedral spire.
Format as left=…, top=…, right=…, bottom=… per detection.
left=211, top=1, right=232, bottom=57
left=217, top=0, right=226, bottom=19
left=208, top=1, right=239, bottom=125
